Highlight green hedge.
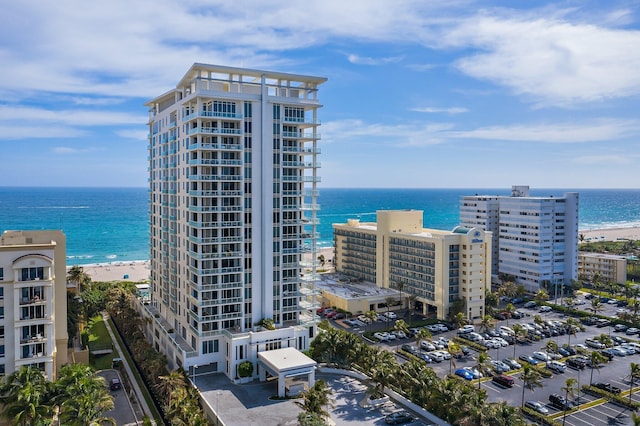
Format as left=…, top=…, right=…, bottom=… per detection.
left=521, top=407, right=561, bottom=426
left=582, top=385, right=640, bottom=410
left=453, top=336, right=488, bottom=352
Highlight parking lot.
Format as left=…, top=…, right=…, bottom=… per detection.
left=334, top=298, right=640, bottom=425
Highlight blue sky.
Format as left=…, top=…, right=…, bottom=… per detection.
left=1, top=0, right=639, bottom=188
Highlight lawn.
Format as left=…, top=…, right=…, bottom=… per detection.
left=87, top=315, right=116, bottom=370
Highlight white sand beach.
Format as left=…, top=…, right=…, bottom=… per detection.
left=579, top=227, right=640, bottom=243
left=76, top=261, right=151, bottom=282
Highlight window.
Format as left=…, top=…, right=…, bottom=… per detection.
left=202, top=340, right=219, bottom=354
left=0, top=268, right=3, bottom=281
left=0, top=287, right=3, bottom=299
left=0, top=327, right=4, bottom=338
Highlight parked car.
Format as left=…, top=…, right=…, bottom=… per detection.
left=374, top=332, right=390, bottom=342
left=511, top=310, right=524, bottom=319
left=532, top=351, right=549, bottom=361
left=420, top=341, right=436, bottom=351
left=401, top=344, right=417, bottom=354
left=519, top=354, right=539, bottom=365
left=525, top=400, right=549, bottom=414
left=566, top=357, right=586, bottom=370
left=463, top=367, right=483, bottom=379
left=429, top=351, right=444, bottom=363
left=455, top=368, right=474, bottom=381
left=596, top=319, right=611, bottom=328
left=385, top=410, right=415, bottom=425
left=502, top=358, right=522, bottom=370
left=491, top=360, right=510, bottom=374
left=546, top=361, right=567, bottom=373
left=626, top=327, right=639, bottom=335
left=418, top=353, right=432, bottom=363
left=585, top=338, right=606, bottom=349
left=457, top=325, right=475, bottom=334
left=593, top=382, right=621, bottom=394
left=523, top=301, right=537, bottom=308
left=109, top=377, right=122, bottom=391
left=539, top=306, right=552, bottom=313
left=384, top=311, right=398, bottom=320
left=357, top=314, right=372, bottom=323
left=557, top=347, right=571, bottom=357
left=549, top=393, right=572, bottom=410
left=492, top=374, right=515, bottom=388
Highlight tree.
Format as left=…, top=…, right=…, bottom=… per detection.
left=512, top=324, right=526, bottom=358
left=498, top=281, right=518, bottom=300
left=562, top=377, right=579, bottom=426
left=630, top=363, right=640, bottom=405
left=534, top=289, right=549, bottom=306
left=0, top=366, right=51, bottom=426
left=565, top=318, right=580, bottom=347
left=480, top=315, right=494, bottom=333
left=485, top=290, right=498, bottom=316
left=317, top=254, right=326, bottom=267
left=367, top=349, right=397, bottom=397
left=446, top=340, right=462, bottom=375
left=475, top=351, right=491, bottom=389
left=544, top=339, right=558, bottom=359
left=67, top=265, right=92, bottom=292
left=595, top=333, right=613, bottom=348
left=414, top=328, right=432, bottom=352
left=520, top=364, right=543, bottom=407
left=504, top=303, right=515, bottom=325
left=393, top=319, right=409, bottom=351
left=295, top=379, right=334, bottom=421
left=588, top=351, right=607, bottom=385
left=384, top=296, right=396, bottom=330
left=589, top=298, right=604, bottom=316
left=451, top=312, right=467, bottom=330
left=407, top=294, right=418, bottom=324
left=364, top=310, right=378, bottom=333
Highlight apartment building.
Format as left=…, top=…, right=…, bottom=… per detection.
left=578, top=252, right=627, bottom=285
left=333, top=210, right=491, bottom=321
left=460, top=186, right=579, bottom=292
left=0, top=230, right=68, bottom=380
left=143, top=64, right=326, bottom=381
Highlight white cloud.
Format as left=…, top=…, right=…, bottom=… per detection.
left=448, top=119, right=640, bottom=143
left=323, top=119, right=452, bottom=146
left=441, top=13, right=640, bottom=105
left=411, top=107, right=469, bottom=114
left=0, top=106, right=146, bottom=126
left=347, top=54, right=404, bottom=65
left=116, top=129, right=149, bottom=140
left=0, top=125, right=86, bottom=140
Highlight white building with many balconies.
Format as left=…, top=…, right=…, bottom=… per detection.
left=142, top=64, right=326, bottom=384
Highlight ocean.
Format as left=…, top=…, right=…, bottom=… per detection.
left=1, top=187, right=639, bottom=265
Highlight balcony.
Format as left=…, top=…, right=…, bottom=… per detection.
left=183, top=111, right=243, bottom=121
left=281, top=132, right=320, bottom=140
left=188, top=127, right=242, bottom=136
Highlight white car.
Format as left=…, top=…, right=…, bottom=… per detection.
left=357, top=314, right=372, bottom=324
left=374, top=332, right=389, bottom=342
left=533, top=351, right=549, bottom=361
left=387, top=332, right=397, bottom=341
left=463, top=367, right=483, bottom=379
left=429, top=351, right=444, bottom=362
left=574, top=299, right=586, bottom=305
left=458, top=325, right=475, bottom=334
left=494, top=337, right=509, bottom=347
left=385, top=311, right=398, bottom=320
left=393, top=331, right=407, bottom=339
left=585, top=338, right=605, bottom=349
left=436, top=350, right=452, bottom=360
left=547, top=361, right=567, bottom=373
left=621, top=344, right=638, bottom=354
left=539, top=306, right=552, bottom=313
left=420, top=341, right=436, bottom=351
left=499, top=326, right=515, bottom=335
left=611, top=347, right=629, bottom=356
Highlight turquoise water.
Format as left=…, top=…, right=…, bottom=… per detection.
left=1, top=187, right=639, bottom=264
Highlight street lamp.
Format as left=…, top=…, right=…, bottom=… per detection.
left=192, top=364, right=198, bottom=388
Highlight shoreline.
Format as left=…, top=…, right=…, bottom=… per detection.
left=69, top=226, right=637, bottom=282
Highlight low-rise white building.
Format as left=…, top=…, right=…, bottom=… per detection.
left=578, top=252, right=627, bottom=285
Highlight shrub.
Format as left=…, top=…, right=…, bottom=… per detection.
left=238, top=361, right=253, bottom=378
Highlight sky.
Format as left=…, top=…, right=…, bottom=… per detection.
left=1, top=0, right=640, bottom=188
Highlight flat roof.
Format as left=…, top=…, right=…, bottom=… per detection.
left=316, top=274, right=398, bottom=300
left=258, top=347, right=316, bottom=372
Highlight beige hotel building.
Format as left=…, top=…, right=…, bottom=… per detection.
left=333, top=210, right=491, bottom=321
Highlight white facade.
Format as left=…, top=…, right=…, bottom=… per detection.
left=460, top=186, right=579, bottom=292
left=459, top=195, right=500, bottom=278
left=143, top=64, right=326, bottom=380
left=0, top=230, right=68, bottom=380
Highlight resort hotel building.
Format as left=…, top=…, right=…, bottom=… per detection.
left=332, top=210, right=491, bottom=321
left=578, top=252, right=627, bottom=285
left=460, top=185, right=579, bottom=292
left=0, top=230, right=69, bottom=380
left=142, top=63, right=326, bottom=389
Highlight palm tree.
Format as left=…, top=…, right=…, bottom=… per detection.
left=447, top=340, right=462, bottom=375
left=364, top=310, right=378, bottom=333
left=367, top=349, right=397, bottom=397
left=414, top=328, right=432, bottom=352
left=544, top=339, right=558, bottom=359
left=156, top=369, right=188, bottom=408
left=295, top=379, right=334, bottom=420
left=565, top=318, right=580, bottom=347
left=520, top=364, right=543, bottom=407
left=0, top=366, right=51, bottom=426
left=407, top=294, right=418, bottom=324
left=512, top=324, right=526, bottom=358
left=485, top=290, right=498, bottom=316
left=67, top=265, right=92, bottom=292
left=475, top=352, right=491, bottom=389
left=58, top=387, right=116, bottom=426
left=630, top=363, right=640, bottom=405
left=595, top=333, right=613, bottom=348
left=384, top=296, right=396, bottom=330
left=452, top=312, right=467, bottom=330
left=393, top=319, right=409, bottom=350
left=504, top=303, right=515, bottom=325
left=479, top=315, right=494, bottom=333
left=562, top=377, right=579, bottom=426
left=534, top=289, right=550, bottom=306
left=588, top=351, right=607, bottom=385
left=589, top=298, right=604, bottom=316
left=498, top=281, right=518, bottom=300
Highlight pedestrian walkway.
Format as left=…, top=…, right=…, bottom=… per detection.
left=102, top=311, right=155, bottom=424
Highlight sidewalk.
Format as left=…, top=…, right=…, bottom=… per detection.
left=102, top=312, right=155, bottom=423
